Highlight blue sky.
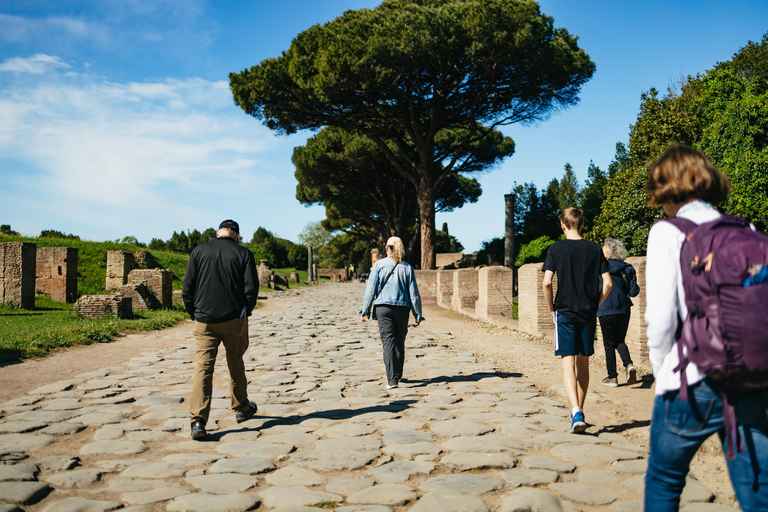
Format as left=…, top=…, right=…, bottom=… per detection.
left=1, top=1, right=766, bottom=252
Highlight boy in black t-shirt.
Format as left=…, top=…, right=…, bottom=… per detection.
left=542, top=207, right=612, bottom=433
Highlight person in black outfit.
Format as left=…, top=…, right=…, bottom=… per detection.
left=597, top=238, right=640, bottom=387
left=182, top=219, right=259, bottom=440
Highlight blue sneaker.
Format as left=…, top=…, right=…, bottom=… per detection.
left=570, top=411, right=587, bottom=434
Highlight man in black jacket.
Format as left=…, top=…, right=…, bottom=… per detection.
left=182, top=219, right=259, bottom=440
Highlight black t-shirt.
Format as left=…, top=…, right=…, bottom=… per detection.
left=542, top=239, right=608, bottom=322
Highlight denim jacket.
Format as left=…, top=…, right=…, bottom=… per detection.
left=360, top=256, right=423, bottom=320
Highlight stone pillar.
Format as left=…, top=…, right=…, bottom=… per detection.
left=414, top=270, right=437, bottom=305
left=37, top=247, right=78, bottom=303
left=128, top=268, right=172, bottom=308
left=106, top=251, right=134, bottom=291
left=436, top=270, right=454, bottom=308
left=451, top=268, right=478, bottom=316
left=517, top=263, right=557, bottom=336
left=258, top=260, right=274, bottom=289
left=504, top=193, right=517, bottom=294
left=371, top=248, right=381, bottom=266
left=307, top=246, right=314, bottom=283
left=0, top=242, right=36, bottom=309
left=625, top=256, right=648, bottom=362
left=477, top=266, right=514, bottom=319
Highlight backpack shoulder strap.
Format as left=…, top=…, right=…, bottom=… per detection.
left=659, top=216, right=698, bottom=234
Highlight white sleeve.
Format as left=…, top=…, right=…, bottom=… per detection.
left=645, top=222, right=683, bottom=375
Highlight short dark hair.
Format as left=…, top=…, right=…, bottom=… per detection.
left=647, top=145, right=730, bottom=206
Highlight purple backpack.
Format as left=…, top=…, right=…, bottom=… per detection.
left=664, top=215, right=768, bottom=457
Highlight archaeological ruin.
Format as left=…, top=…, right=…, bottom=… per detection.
left=0, top=242, right=36, bottom=309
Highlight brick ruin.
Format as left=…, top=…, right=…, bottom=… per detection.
left=0, top=242, right=36, bottom=309
left=476, top=266, right=514, bottom=318
left=133, top=250, right=158, bottom=269
left=36, top=247, right=78, bottom=303
left=120, top=282, right=161, bottom=311
left=106, top=251, right=135, bottom=291
left=128, top=269, right=172, bottom=308
left=257, top=260, right=275, bottom=289
left=74, top=294, right=132, bottom=319
left=316, top=268, right=349, bottom=282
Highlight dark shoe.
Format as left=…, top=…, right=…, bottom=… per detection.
left=235, top=402, right=258, bottom=423
left=601, top=377, right=618, bottom=387
left=191, top=419, right=207, bottom=440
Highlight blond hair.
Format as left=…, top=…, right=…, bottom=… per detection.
left=647, top=144, right=730, bottom=206
left=559, top=207, right=584, bottom=231
left=386, top=236, right=405, bottom=263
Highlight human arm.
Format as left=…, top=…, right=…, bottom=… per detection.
left=407, top=266, right=424, bottom=325
left=359, top=262, right=379, bottom=319
left=626, top=265, right=640, bottom=297
left=181, top=254, right=197, bottom=320
left=598, top=272, right=613, bottom=307
left=645, top=222, right=683, bottom=375
left=542, top=270, right=555, bottom=320
left=243, top=251, right=259, bottom=315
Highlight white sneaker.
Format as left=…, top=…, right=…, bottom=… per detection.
left=626, top=365, right=637, bottom=386
left=386, top=381, right=398, bottom=390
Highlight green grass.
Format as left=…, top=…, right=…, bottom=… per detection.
left=0, top=295, right=188, bottom=363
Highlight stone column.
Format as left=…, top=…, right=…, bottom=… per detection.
left=476, top=266, right=514, bottom=319
left=307, top=246, right=314, bottom=283
left=504, top=193, right=517, bottom=294
left=50, top=247, right=77, bottom=303
left=451, top=268, right=478, bottom=317
left=0, top=242, right=36, bottom=309
left=436, top=270, right=454, bottom=308
left=517, top=263, right=557, bottom=336
left=625, top=256, right=648, bottom=362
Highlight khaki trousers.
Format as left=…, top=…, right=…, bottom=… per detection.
left=189, top=317, right=250, bottom=424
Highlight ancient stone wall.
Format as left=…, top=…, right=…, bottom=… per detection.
left=133, top=250, right=158, bottom=269
left=128, top=269, right=172, bottom=308
left=0, top=242, right=36, bottom=309
left=36, top=247, right=78, bottom=303
left=106, top=251, right=134, bottom=291
left=436, top=270, right=454, bottom=309
left=317, top=268, right=349, bottom=282
left=257, top=261, right=274, bottom=289
left=73, top=294, right=132, bottom=319
left=517, top=263, right=557, bottom=336
left=451, top=268, right=478, bottom=317
left=623, top=257, right=648, bottom=360
left=413, top=270, right=436, bottom=305
left=120, top=283, right=161, bottom=310
left=436, top=252, right=464, bottom=269
left=476, top=266, right=514, bottom=319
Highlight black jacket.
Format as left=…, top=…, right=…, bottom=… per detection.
left=182, top=237, right=258, bottom=323
left=597, top=259, right=640, bottom=317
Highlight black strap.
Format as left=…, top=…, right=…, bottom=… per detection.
left=376, top=262, right=400, bottom=298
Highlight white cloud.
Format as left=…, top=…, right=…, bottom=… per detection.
left=0, top=54, right=70, bottom=74
left=0, top=61, right=295, bottom=238
left=0, top=13, right=108, bottom=45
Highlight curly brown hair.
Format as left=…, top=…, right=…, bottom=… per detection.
left=647, top=145, right=730, bottom=207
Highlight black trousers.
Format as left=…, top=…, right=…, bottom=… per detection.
left=376, top=304, right=410, bottom=384
left=599, top=313, right=633, bottom=379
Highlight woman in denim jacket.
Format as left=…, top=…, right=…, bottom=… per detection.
left=360, top=236, right=424, bottom=389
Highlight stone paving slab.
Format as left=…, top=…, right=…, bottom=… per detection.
left=0, top=284, right=719, bottom=511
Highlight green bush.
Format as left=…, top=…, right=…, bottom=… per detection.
left=515, top=236, right=557, bottom=267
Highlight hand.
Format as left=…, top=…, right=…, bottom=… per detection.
left=550, top=312, right=556, bottom=323
left=415, top=317, right=423, bottom=327
left=361, top=314, right=368, bottom=322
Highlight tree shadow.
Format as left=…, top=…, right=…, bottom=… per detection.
left=205, top=399, right=419, bottom=440
left=401, top=371, right=524, bottom=388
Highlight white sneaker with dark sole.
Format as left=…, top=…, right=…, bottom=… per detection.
left=626, top=365, right=637, bottom=386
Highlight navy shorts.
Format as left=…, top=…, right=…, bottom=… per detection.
left=554, top=312, right=596, bottom=357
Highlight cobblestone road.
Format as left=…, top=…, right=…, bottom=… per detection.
left=0, top=284, right=730, bottom=512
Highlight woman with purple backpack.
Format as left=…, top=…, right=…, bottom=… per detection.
left=644, top=144, right=768, bottom=511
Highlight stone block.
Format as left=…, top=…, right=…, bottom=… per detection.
left=414, top=270, right=437, bottom=305
left=451, top=268, right=478, bottom=316
left=436, top=270, right=454, bottom=309
left=106, top=251, right=134, bottom=291
left=74, top=295, right=132, bottom=319
left=0, top=242, right=36, bottom=309
left=128, top=269, right=172, bottom=307
left=317, top=268, right=349, bottom=282
left=257, top=262, right=274, bottom=289
left=120, top=283, right=161, bottom=310
left=476, top=266, right=514, bottom=319
left=36, top=247, right=77, bottom=302
left=517, top=263, right=557, bottom=336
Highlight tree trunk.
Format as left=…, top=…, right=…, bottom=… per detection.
left=418, top=183, right=436, bottom=270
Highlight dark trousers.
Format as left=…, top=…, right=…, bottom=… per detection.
left=599, top=313, right=633, bottom=379
left=376, top=304, right=410, bottom=384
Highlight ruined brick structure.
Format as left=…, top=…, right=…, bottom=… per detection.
left=258, top=260, right=274, bottom=289
left=74, top=294, right=132, bottom=319
left=476, top=266, right=514, bottom=319
left=517, top=263, right=557, bottom=336
left=436, top=270, right=454, bottom=309
left=120, top=283, right=161, bottom=310
left=623, top=257, right=648, bottom=360
left=128, top=269, right=172, bottom=308
left=0, top=242, right=36, bottom=309
left=414, top=270, right=436, bottom=305
left=451, top=268, right=479, bottom=316
left=317, top=268, right=349, bottom=282
left=106, top=251, right=135, bottom=291
left=36, top=247, right=78, bottom=303
left=133, top=250, right=158, bottom=269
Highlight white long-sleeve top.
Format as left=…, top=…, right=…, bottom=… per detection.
left=645, top=200, right=721, bottom=395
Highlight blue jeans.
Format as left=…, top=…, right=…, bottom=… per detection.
left=645, top=379, right=768, bottom=512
